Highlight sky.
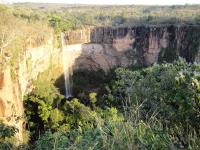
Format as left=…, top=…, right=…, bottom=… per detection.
left=2, top=0, right=200, bottom=5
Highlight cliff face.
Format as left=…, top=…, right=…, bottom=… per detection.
left=64, top=25, right=200, bottom=71
left=0, top=25, right=200, bottom=143
left=0, top=37, right=62, bottom=143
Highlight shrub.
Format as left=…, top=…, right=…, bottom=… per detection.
left=105, top=58, right=200, bottom=148
left=0, top=121, right=18, bottom=149
left=26, top=58, right=200, bottom=149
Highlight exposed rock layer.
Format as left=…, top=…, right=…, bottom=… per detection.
left=0, top=37, right=62, bottom=143
left=64, top=25, right=200, bottom=71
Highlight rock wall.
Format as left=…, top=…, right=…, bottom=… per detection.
left=0, top=25, right=200, bottom=143
left=0, top=36, right=62, bottom=143
left=64, top=25, right=200, bottom=71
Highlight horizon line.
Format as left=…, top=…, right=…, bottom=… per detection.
left=10, top=2, right=200, bottom=6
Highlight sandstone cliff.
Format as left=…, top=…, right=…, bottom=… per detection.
left=0, top=36, right=62, bottom=143
left=64, top=25, right=200, bottom=71
left=0, top=25, right=200, bottom=143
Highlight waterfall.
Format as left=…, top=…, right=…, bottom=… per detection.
left=61, top=32, right=72, bottom=98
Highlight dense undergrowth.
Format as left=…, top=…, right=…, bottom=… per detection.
left=1, top=58, right=200, bottom=149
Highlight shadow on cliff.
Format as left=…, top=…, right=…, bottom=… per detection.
left=54, top=25, right=200, bottom=96
left=71, top=27, right=133, bottom=96
left=157, top=25, right=200, bottom=63
left=54, top=27, right=130, bottom=97
left=54, top=74, right=66, bottom=95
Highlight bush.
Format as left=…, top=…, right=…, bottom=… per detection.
left=105, top=58, right=200, bottom=148
left=26, top=58, right=200, bottom=149
left=0, top=121, right=18, bottom=149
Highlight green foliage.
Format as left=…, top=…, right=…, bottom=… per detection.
left=63, top=98, right=97, bottom=131
left=1, top=3, right=200, bottom=149
left=24, top=70, right=126, bottom=148
left=0, top=121, right=18, bottom=140
left=0, top=4, right=51, bottom=76
left=50, top=108, right=64, bottom=128
left=89, top=92, right=97, bottom=104
left=72, top=69, right=115, bottom=101
left=25, top=58, right=200, bottom=149
left=35, top=131, right=69, bottom=150
left=35, top=129, right=103, bottom=150
left=48, top=15, right=74, bottom=33
left=34, top=118, right=172, bottom=150
left=134, top=120, right=172, bottom=149
left=25, top=70, right=122, bottom=143
left=24, top=70, right=65, bottom=140
left=34, top=109, right=125, bottom=150
left=105, top=58, right=200, bottom=148
left=0, top=121, right=18, bottom=150
left=24, top=58, right=200, bottom=149
left=13, top=4, right=200, bottom=28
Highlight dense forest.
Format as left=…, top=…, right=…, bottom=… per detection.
left=0, top=3, right=200, bottom=150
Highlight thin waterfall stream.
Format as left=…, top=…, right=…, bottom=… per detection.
left=61, top=31, right=92, bottom=98
left=61, top=32, right=72, bottom=98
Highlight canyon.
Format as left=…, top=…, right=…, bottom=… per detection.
left=64, top=25, right=200, bottom=72
left=1, top=25, right=200, bottom=142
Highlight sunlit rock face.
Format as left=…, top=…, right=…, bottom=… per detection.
left=0, top=37, right=62, bottom=143
left=0, top=66, right=24, bottom=142
left=73, top=43, right=130, bottom=71
left=64, top=25, right=200, bottom=71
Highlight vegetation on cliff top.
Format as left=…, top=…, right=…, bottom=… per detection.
left=14, top=3, right=200, bottom=27
left=1, top=3, right=200, bottom=70
left=0, top=4, right=51, bottom=72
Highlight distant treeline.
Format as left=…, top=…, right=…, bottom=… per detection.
left=13, top=3, right=200, bottom=30
left=1, top=3, right=200, bottom=70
